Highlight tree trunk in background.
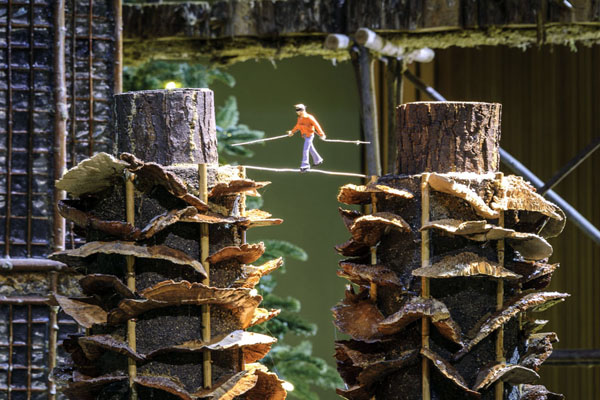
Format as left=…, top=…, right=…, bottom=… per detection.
left=334, top=102, right=567, bottom=400
left=51, top=89, right=286, bottom=399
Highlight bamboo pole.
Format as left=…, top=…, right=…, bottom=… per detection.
left=238, top=165, right=247, bottom=373
left=369, top=175, right=378, bottom=301
left=495, top=172, right=505, bottom=400
left=199, top=164, right=212, bottom=388
left=420, top=173, right=431, bottom=400
left=48, top=271, right=58, bottom=400
left=125, top=172, right=137, bottom=400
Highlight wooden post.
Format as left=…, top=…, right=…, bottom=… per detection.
left=48, top=271, right=58, bottom=400
left=421, top=173, right=431, bottom=400
left=495, top=172, right=505, bottom=400
left=369, top=175, right=378, bottom=301
left=125, top=172, right=137, bottom=400
left=199, top=163, right=212, bottom=388
left=353, top=46, right=381, bottom=177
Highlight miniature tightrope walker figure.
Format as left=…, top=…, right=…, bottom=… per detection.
left=287, top=104, right=326, bottom=172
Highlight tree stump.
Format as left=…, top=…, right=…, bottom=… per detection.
left=114, top=89, right=218, bottom=165
left=52, top=89, right=286, bottom=399
left=334, top=102, right=567, bottom=400
left=396, top=102, right=501, bottom=175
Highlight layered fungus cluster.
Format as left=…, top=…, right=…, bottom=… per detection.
left=50, top=152, right=286, bottom=399
left=333, top=173, right=567, bottom=400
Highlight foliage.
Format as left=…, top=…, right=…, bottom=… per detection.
left=125, top=59, right=342, bottom=399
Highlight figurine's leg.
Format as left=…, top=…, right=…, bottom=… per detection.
left=309, top=139, right=323, bottom=165
left=301, top=136, right=312, bottom=169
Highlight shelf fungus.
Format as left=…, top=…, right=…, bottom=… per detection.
left=337, top=261, right=403, bottom=287
left=334, top=102, right=567, bottom=400
left=456, top=292, right=569, bottom=360
left=422, top=219, right=552, bottom=260
left=519, top=332, right=558, bottom=371
left=378, top=297, right=462, bottom=344
left=520, top=384, right=565, bottom=400
left=52, top=122, right=284, bottom=399
left=50, top=241, right=208, bottom=277
left=413, top=252, right=521, bottom=280
left=332, top=287, right=385, bottom=342
left=472, top=363, right=540, bottom=391
left=337, top=183, right=413, bottom=205
left=350, top=212, right=411, bottom=246
left=420, top=348, right=481, bottom=397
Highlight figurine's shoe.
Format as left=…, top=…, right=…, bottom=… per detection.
left=314, top=160, right=323, bottom=166
left=300, top=166, right=310, bottom=173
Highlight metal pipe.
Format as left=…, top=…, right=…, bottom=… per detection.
left=539, top=135, right=600, bottom=195
left=0, top=258, right=70, bottom=272
left=546, top=349, right=600, bottom=366
left=403, top=69, right=600, bottom=245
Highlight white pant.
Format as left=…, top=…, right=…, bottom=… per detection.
left=301, top=135, right=323, bottom=168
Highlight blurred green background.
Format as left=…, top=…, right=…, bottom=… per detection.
left=212, top=56, right=362, bottom=399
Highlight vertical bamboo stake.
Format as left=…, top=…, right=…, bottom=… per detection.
left=495, top=172, right=505, bottom=400
left=125, top=172, right=137, bottom=400
left=199, top=163, right=212, bottom=388
left=48, top=271, right=58, bottom=400
left=238, top=165, right=246, bottom=372
left=421, top=173, right=431, bottom=400
left=369, top=175, right=378, bottom=301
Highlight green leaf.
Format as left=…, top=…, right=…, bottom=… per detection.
left=259, top=240, right=308, bottom=263
left=216, top=96, right=239, bottom=129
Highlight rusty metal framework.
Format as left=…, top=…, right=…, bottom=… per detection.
left=0, top=0, right=121, bottom=398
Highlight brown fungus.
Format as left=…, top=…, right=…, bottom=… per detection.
left=55, top=152, right=128, bottom=197
left=335, top=239, right=370, bottom=257
left=63, top=374, right=127, bottom=400
left=339, top=208, right=363, bottom=231
left=243, top=209, right=284, bottom=229
left=120, top=152, right=209, bottom=211
left=378, top=297, right=462, bottom=345
left=110, top=280, right=262, bottom=328
left=472, top=363, right=540, bottom=391
left=337, top=261, right=403, bottom=287
left=207, top=243, right=265, bottom=265
left=208, top=179, right=270, bottom=198
left=145, top=330, right=276, bottom=364
left=134, top=375, right=195, bottom=400
left=52, top=295, right=107, bottom=329
left=421, top=219, right=552, bottom=260
left=413, top=252, right=521, bottom=280
left=421, top=348, right=481, bottom=397
left=234, top=258, right=284, bottom=289
left=78, top=334, right=144, bottom=362
left=79, top=274, right=135, bottom=299
left=351, top=212, right=411, bottom=246
left=492, top=175, right=562, bottom=221
left=520, top=384, right=565, bottom=400
left=192, top=371, right=259, bottom=399
left=427, top=173, right=499, bottom=219
left=337, top=183, right=413, bottom=205
left=50, top=241, right=207, bottom=278
left=249, top=308, right=281, bottom=327
left=519, top=332, right=559, bottom=371
left=456, top=292, right=569, bottom=360
left=58, top=201, right=140, bottom=240
left=244, top=365, right=288, bottom=400
left=332, top=287, right=385, bottom=342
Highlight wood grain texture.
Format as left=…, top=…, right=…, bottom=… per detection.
left=114, top=89, right=218, bottom=166
left=396, top=102, right=501, bottom=174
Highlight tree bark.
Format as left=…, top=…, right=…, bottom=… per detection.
left=334, top=102, right=566, bottom=400
left=55, top=90, right=284, bottom=399
left=396, top=102, right=501, bottom=175
left=114, top=88, right=218, bottom=165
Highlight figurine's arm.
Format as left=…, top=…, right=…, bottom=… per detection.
left=309, top=115, right=326, bottom=139
left=287, top=121, right=300, bottom=136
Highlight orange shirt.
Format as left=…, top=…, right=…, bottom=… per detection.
left=291, top=113, right=325, bottom=138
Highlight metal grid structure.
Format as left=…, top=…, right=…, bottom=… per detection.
left=0, top=0, right=55, bottom=259
left=0, top=0, right=121, bottom=399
